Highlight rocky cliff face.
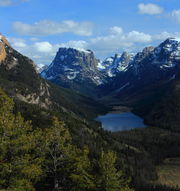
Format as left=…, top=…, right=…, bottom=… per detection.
left=41, top=48, right=106, bottom=96
left=41, top=38, right=180, bottom=100
left=102, top=38, right=180, bottom=95
left=0, top=35, right=8, bottom=63
left=98, top=52, right=134, bottom=77
left=0, top=34, right=51, bottom=108
left=1, top=33, right=180, bottom=130
left=0, top=34, right=107, bottom=120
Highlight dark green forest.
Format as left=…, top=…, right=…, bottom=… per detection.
left=1, top=88, right=180, bottom=191
left=0, top=88, right=133, bottom=191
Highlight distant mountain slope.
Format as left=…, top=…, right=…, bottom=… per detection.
left=0, top=34, right=51, bottom=108
left=98, top=51, right=135, bottom=77
left=100, top=38, right=180, bottom=99
left=41, top=38, right=180, bottom=130
left=41, top=38, right=180, bottom=100
left=100, top=38, right=180, bottom=130
left=144, top=76, right=180, bottom=131
left=0, top=34, right=107, bottom=120
left=41, top=48, right=106, bottom=97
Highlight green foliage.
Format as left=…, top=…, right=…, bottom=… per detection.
left=0, top=89, right=137, bottom=191
left=41, top=117, right=96, bottom=191
left=97, top=151, right=133, bottom=191
left=8, top=178, right=35, bottom=191
left=42, top=117, right=73, bottom=190
left=69, top=147, right=95, bottom=191
left=113, top=127, right=180, bottom=190
left=0, top=89, right=42, bottom=191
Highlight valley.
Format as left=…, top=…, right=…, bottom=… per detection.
left=41, top=37, right=180, bottom=132
left=0, top=33, right=180, bottom=191
left=39, top=36, right=180, bottom=191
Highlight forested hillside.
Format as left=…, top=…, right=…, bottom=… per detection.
left=0, top=88, right=133, bottom=191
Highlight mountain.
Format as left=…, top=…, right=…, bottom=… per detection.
left=41, top=38, right=180, bottom=101
left=0, top=34, right=107, bottom=121
left=98, top=51, right=135, bottom=77
left=37, top=64, right=48, bottom=73
left=41, top=38, right=180, bottom=130
left=1, top=34, right=180, bottom=191
left=100, top=38, right=180, bottom=98
left=42, top=38, right=180, bottom=100
left=144, top=75, right=180, bottom=131
left=0, top=34, right=52, bottom=108
left=100, top=38, right=180, bottom=130
left=41, top=49, right=135, bottom=95
left=41, top=47, right=106, bottom=96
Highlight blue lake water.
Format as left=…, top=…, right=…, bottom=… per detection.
left=96, top=112, right=146, bottom=132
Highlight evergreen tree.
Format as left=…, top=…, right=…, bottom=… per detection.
left=97, top=151, right=133, bottom=191
left=42, top=117, right=73, bottom=190
left=0, top=89, right=43, bottom=191
left=69, top=147, right=95, bottom=191
left=43, top=117, right=96, bottom=191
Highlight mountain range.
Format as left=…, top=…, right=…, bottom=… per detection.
left=1, top=33, right=180, bottom=191
left=0, top=34, right=107, bottom=124
left=41, top=37, right=180, bottom=130
left=1, top=32, right=180, bottom=131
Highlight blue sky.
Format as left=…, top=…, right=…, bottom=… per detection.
left=0, top=0, right=180, bottom=66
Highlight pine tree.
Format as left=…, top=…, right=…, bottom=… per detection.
left=43, top=117, right=96, bottom=191
left=0, top=89, right=43, bottom=191
left=42, top=116, right=73, bottom=190
left=97, top=151, right=133, bottom=191
left=69, top=147, right=95, bottom=191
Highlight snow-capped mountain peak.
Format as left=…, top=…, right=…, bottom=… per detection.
left=99, top=51, right=135, bottom=77
left=41, top=38, right=180, bottom=97
left=40, top=47, right=106, bottom=95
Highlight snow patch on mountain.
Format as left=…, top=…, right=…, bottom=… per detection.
left=170, top=37, right=180, bottom=43
left=100, top=52, right=134, bottom=77
left=40, top=38, right=180, bottom=97
left=93, top=76, right=103, bottom=85
left=67, top=71, right=79, bottom=80
left=97, top=61, right=106, bottom=70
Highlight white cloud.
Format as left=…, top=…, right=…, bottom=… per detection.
left=7, top=27, right=180, bottom=66
left=138, top=3, right=163, bottom=15
left=30, top=37, right=39, bottom=41
left=34, top=42, right=53, bottom=53
left=171, top=10, right=180, bottom=23
left=13, top=20, right=94, bottom=36
left=153, top=31, right=180, bottom=41
left=8, top=37, right=27, bottom=48
left=8, top=38, right=59, bottom=65
left=153, top=32, right=172, bottom=41
left=127, top=31, right=152, bottom=42
left=0, top=0, right=12, bottom=6
left=89, top=27, right=152, bottom=57
left=0, top=0, right=29, bottom=6
left=110, top=26, right=123, bottom=35
left=9, top=27, right=153, bottom=65
left=59, top=40, right=88, bottom=49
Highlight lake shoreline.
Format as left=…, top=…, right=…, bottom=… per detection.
left=96, top=111, right=146, bottom=132
left=108, top=106, right=132, bottom=114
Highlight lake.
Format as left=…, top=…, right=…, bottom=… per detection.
left=96, top=112, right=146, bottom=132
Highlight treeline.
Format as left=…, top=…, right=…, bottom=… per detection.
left=0, top=88, right=133, bottom=191
left=112, top=127, right=180, bottom=191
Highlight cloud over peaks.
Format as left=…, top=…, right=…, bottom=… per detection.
left=138, top=3, right=163, bottom=15
left=0, top=0, right=29, bottom=6
left=171, top=10, right=180, bottom=23
left=13, top=20, right=94, bottom=36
